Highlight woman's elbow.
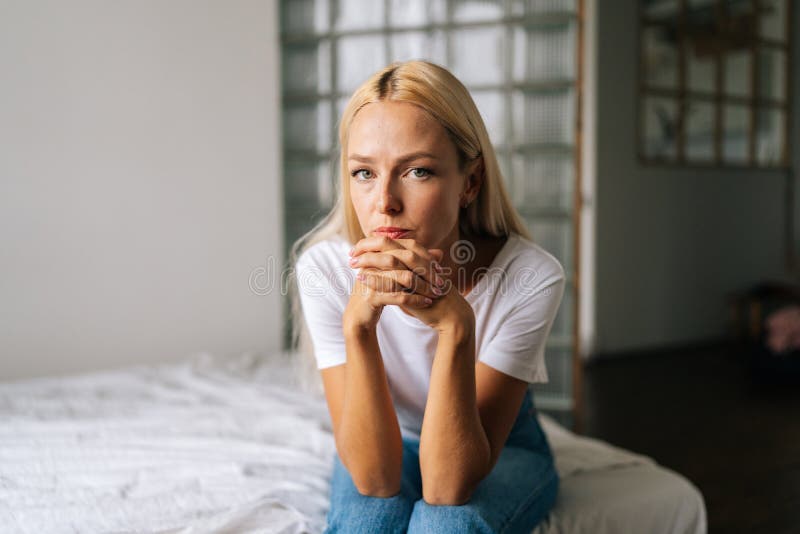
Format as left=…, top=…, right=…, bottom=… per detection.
left=422, top=478, right=477, bottom=505
left=343, top=454, right=403, bottom=498
left=422, top=487, right=474, bottom=506
left=352, top=470, right=403, bottom=498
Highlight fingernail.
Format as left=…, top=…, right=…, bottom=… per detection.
left=349, top=247, right=355, bottom=256
left=432, top=286, right=443, bottom=296
left=349, top=257, right=358, bottom=266
left=435, top=275, right=445, bottom=288
left=423, top=298, right=433, bottom=306
left=434, top=262, right=443, bottom=273
left=357, top=273, right=364, bottom=281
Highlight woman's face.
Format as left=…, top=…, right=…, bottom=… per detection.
left=346, top=101, right=478, bottom=250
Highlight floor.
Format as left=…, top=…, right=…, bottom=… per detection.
left=579, top=341, right=800, bottom=534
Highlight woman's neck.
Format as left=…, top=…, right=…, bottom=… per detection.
left=438, top=232, right=508, bottom=296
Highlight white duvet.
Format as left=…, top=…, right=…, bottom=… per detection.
left=0, top=352, right=706, bottom=533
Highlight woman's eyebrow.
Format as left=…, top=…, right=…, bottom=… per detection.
left=348, top=151, right=439, bottom=164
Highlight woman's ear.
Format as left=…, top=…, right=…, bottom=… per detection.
left=462, top=156, right=484, bottom=205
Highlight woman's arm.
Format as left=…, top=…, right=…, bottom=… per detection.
left=336, top=321, right=404, bottom=497
left=418, top=319, right=492, bottom=505
left=335, top=268, right=435, bottom=497
left=418, top=273, right=567, bottom=505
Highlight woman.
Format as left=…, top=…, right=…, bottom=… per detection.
left=292, top=60, right=565, bottom=533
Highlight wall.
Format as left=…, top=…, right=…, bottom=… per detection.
left=0, top=0, right=283, bottom=380
left=592, top=0, right=797, bottom=355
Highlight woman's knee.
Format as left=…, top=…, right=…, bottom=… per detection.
left=325, top=453, right=418, bottom=533
left=407, top=499, right=496, bottom=534
left=325, top=491, right=414, bottom=534
left=409, top=452, right=557, bottom=534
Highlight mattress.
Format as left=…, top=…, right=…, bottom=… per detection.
left=0, top=351, right=706, bottom=533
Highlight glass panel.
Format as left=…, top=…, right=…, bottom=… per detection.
left=531, top=347, right=573, bottom=400
left=389, top=31, right=447, bottom=64
left=497, top=155, right=512, bottom=189
left=759, top=0, right=787, bottom=41
left=722, top=104, right=749, bottom=164
left=335, top=0, right=384, bottom=31
left=511, top=0, right=577, bottom=15
left=281, top=0, right=329, bottom=35
left=388, top=0, right=447, bottom=27
left=283, top=42, right=331, bottom=94
left=723, top=49, right=751, bottom=97
left=526, top=218, right=572, bottom=272
left=642, top=95, right=678, bottom=160
left=758, top=47, right=786, bottom=102
left=641, top=24, right=679, bottom=89
left=755, top=108, right=785, bottom=166
left=450, top=27, right=505, bottom=86
left=687, top=0, right=715, bottom=8
left=684, top=100, right=715, bottom=161
left=336, top=97, right=350, bottom=124
left=513, top=89, right=575, bottom=144
left=284, top=101, right=332, bottom=152
left=725, top=0, right=753, bottom=17
left=642, top=0, right=679, bottom=20
left=451, top=0, right=504, bottom=23
left=285, top=160, right=334, bottom=207
left=287, top=204, right=329, bottom=240
left=337, top=35, right=387, bottom=93
left=513, top=22, right=576, bottom=82
left=686, top=45, right=716, bottom=93
left=471, top=90, right=506, bottom=146
left=550, top=287, right=573, bottom=341
left=511, top=154, right=573, bottom=212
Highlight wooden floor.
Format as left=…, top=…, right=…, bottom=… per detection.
left=580, top=341, right=800, bottom=534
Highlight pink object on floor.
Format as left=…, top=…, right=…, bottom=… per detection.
left=765, top=305, right=800, bottom=354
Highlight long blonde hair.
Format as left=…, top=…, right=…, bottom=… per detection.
left=287, top=60, right=530, bottom=394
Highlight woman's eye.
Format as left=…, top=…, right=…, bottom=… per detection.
left=409, top=168, right=431, bottom=179
left=352, top=169, right=373, bottom=180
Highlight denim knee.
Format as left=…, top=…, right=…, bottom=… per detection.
left=324, top=452, right=417, bottom=533
left=406, top=499, right=496, bottom=534
left=324, top=491, right=412, bottom=534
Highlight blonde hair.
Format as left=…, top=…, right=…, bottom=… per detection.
left=287, top=60, right=531, bottom=394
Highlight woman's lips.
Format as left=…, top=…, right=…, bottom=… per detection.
left=373, top=228, right=411, bottom=239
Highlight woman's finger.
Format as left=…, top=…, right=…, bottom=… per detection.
left=351, top=247, right=444, bottom=291
left=427, top=248, right=444, bottom=262
left=350, top=236, right=405, bottom=257
left=358, top=268, right=443, bottom=299
left=350, top=236, right=443, bottom=286
left=364, top=286, right=434, bottom=309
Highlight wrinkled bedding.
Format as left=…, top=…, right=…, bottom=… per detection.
left=0, top=352, right=706, bottom=533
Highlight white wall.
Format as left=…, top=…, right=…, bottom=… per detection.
left=592, top=0, right=797, bottom=355
left=0, top=0, right=283, bottom=380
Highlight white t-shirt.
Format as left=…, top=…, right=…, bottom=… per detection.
left=295, top=232, right=566, bottom=440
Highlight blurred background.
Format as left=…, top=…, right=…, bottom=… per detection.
left=1, top=1, right=798, bottom=530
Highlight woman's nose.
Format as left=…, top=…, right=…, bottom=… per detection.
left=376, top=177, right=401, bottom=214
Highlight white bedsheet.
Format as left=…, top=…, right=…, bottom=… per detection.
left=0, top=352, right=706, bottom=533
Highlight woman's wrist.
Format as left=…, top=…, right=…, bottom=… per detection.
left=342, top=305, right=379, bottom=338
left=436, top=316, right=475, bottom=344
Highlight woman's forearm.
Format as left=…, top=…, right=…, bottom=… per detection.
left=418, top=322, right=491, bottom=505
left=338, top=324, right=404, bottom=497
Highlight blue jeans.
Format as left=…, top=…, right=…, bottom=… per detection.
left=323, top=388, right=559, bottom=533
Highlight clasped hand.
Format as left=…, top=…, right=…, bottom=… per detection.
left=344, top=236, right=474, bottom=334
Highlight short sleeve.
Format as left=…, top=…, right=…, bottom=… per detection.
left=478, top=264, right=566, bottom=384
left=295, top=250, right=349, bottom=369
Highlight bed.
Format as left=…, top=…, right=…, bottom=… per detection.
left=0, top=351, right=707, bottom=533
